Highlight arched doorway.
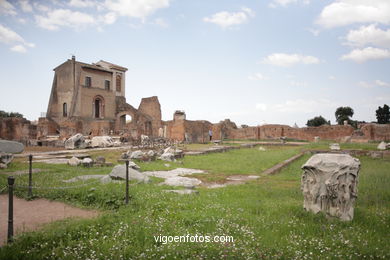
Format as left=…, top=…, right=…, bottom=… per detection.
left=145, top=121, right=152, bottom=136
left=93, top=95, right=105, bottom=119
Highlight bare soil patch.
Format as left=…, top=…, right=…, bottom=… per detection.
left=0, top=195, right=99, bottom=246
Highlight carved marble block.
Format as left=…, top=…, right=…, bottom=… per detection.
left=301, top=153, right=360, bottom=221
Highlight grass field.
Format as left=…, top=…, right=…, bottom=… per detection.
left=0, top=144, right=388, bottom=259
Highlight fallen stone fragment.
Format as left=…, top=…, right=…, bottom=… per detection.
left=0, top=140, right=24, bottom=153
left=301, top=153, right=360, bottom=221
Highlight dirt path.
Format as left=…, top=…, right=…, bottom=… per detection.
left=0, top=195, right=99, bottom=246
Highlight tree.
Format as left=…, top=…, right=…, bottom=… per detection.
left=335, top=106, right=354, bottom=125
left=306, top=116, right=329, bottom=127
left=0, top=110, right=24, bottom=118
left=376, top=104, right=390, bottom=124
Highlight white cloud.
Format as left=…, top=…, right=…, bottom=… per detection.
left=290, top=80, right=308, bottom=87
left=105, top=0, right=170, bottom=20
left=153, top=18, right=168, bottom=28
left=375, top=80, right=390, bottom=87
left=307, top=28, right=319, bottom=36
left=255, top=103, right=268, bottom=111
left=345, top=24, right=390, bottom=48
left=0, top=0, right=16, bottom=15
left=329, top=75, right=336, bottom=80
left=317, top=0, right=390, bottom=28
left=102, top=12, right=116, bottom=24
left=273, top=99, right=336, bottom=113
left=19, top=0, right=32, bottom=12
left=10, top=44, right=27, bottom=53
left=33, top=3, right=50, bottom=12
left=262, top=53, right=320, bottom=67
left=203, top=7, right=254, bottom=29
left=341, top=47, right=390, bottom=63
left=269, top=0, right=310, bottom=8
left=0, top=24, right=35, bottom=53
left=69, top=0, right=96, bottom=8
left=35, top=9, right=96, bottom=30
left=248, top=73, right=268, bottom=81
left=0, top=24, right=25, bottom=44
left=358, top=81, right=373, bottom=88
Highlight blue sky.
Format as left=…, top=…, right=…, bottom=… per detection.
left=0, top=0, right=389, bottom=127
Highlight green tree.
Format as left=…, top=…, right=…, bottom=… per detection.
left=306, top=116, right=329, bottom=127
left=335, top=106, right=354, bottom=125
left=0, top=110, right=24, bottom=118
left=376, top=104, right=390, bottom=124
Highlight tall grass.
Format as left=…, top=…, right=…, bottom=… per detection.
left=0, top=147, right=388, bottom=259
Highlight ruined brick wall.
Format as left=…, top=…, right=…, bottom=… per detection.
left=138, top=96, right=162, bottom=137
left=37, top=117, right=59, bottom=138
left=226, top=124, right=355, bottom=141
left=360, top=124, right=390, bottom=141
left=165, top=119, right=212, bottom=143
left=0, top=117, right=37, bottom=142
left=229, top=127, right=259, bottom=140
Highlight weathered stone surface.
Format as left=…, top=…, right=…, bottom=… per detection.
left=0, top=140, right=24, bottom=153
left=0, top=152, right=14, bottom=167
left=144, top=168, right=205, bottom=179
left=369, top=151, right=383, bottom=159
left=65, top=133, right=86, bottom=150
left=109, top=165, right=150, bottom=183
left=67, top=156, right=81, bottom=166
left=329, top=143, right=340, bottom=150
left=377, top=141, right=387, bottom=150
left=147, top=150, right=156, bottom=158
left=314, top=136, right=320, bottom=143
left=258, top=146, right=266, bottom=151
left=91, top=136, right=114, bottom=148
left=341, top=136, right=352, bottom=143
left=95, top=156, right=106, bottom=164
left=160, top=152, right=175, bottom=161
left=164, top=189, right=199, bottom=195
left=0, top=163, right=7, bottom=169
left=301, top=153, right=360, bottom=221
left=161, top=176, right=201, bottom=188
left=82, top=157, right=94, bottom=167
left=130, top=150, right=144, bottom=159
left=128, top=161, right=140, bottom=169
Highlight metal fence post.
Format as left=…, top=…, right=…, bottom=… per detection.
left=125, top=160, right=129, bottom=205
left=28, top=154, right=33, bottom=197
left=7, top=176, right=15, bottom=243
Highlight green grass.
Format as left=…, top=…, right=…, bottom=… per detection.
left=0, top=147, right=389, bottom=259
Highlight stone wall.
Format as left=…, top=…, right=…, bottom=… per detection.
left=0, top=117, right=37, bottom=143
left=226, top=124, right=355, bottom=141
left=165, top=119, right=213, bottom=143
left=360, top=124, right=390, bottom=141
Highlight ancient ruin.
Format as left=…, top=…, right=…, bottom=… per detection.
left=301, top=154, right=360, bottom=221
left=1, top=56, right=390, bottom=146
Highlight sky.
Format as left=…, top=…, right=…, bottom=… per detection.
left=0, top=0, right=389, bottom=127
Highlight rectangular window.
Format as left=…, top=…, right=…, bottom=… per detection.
left=85, top=76, right=91, bottom=87
left=105, top=80, right=110, bottom=90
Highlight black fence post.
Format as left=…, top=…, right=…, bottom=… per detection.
left=28, top=154, right=33, bottom=197
left=125, top=160, right=129, bottom=205
left=7, top=176, right=15, bottom=244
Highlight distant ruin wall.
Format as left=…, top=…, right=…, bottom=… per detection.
left=0, top=117, right=37, bottom=142
left=360, top=124, right=390, bottom=141
left=227, top=124, right=355, bottom=141
left=166, top=119, right=213, bottom=143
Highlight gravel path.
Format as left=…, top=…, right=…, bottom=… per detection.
left=0, top=195, right=99, bottom=246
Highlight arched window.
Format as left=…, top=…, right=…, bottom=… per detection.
left=63, top=103, right=67, bottom=117
left=93, top=96, right=105, bottom=119
left=116, top=73, right=122, bottom=92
